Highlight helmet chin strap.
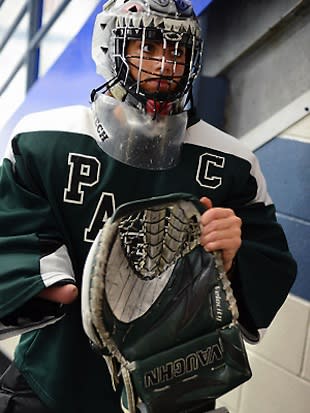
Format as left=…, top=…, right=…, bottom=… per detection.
left=90, top=76, right=122, bottom=103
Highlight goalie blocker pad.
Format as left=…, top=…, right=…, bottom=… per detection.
left=82, top=193, right=252, bottom=413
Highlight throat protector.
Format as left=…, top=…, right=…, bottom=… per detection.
left=92, top=94, right=188, bottom=170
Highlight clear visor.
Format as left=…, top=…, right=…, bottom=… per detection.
left=92, top=94, right=188, bottom=170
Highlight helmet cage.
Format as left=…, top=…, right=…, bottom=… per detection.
left=92, top=0, right=202, bottom=111
left=112, top=22, right=202, bottom=104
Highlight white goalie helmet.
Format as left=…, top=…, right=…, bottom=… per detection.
left=91, top=0, right=203, bottom=170
left=92, top=0, right=202, bottom=110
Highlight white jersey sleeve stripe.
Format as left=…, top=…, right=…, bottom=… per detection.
left=40, top=244, right=75, bottom=288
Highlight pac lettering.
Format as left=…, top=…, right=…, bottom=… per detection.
left=64, top=153, right=100, bottom=204
left=84, top=192, right=115, bottom=242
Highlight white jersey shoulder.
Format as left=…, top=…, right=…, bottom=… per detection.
left=4, top=105, right=97, bottom=165
left=185, top=119, right=255, bottom=163
left=11, top=105, right=96, bottom=138
left=186, top=120, right=272, bottom=206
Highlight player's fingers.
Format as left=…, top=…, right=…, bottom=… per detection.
left=38, top=284, right=78, bottom=304
left=199, top=196, right=213, bottom=210
left=200, top=207, right=236, bottom=226
left=201, top=239, right=238, bottom=273
left=202, top=236, right=241, bottom=252
left=200, top=215, right=242, bottom=236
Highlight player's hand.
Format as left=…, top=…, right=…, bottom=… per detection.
left=38, top=284, right=78, bottom=304
left=199, top=197, right=242, bottom=273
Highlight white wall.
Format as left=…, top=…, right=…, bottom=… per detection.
left=218, top=295, right=310, bottom=413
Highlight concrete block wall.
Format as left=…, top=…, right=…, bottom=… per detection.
left=218, top=295, right=310, bottom=413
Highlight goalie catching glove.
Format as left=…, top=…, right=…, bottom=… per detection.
left=81, top=193, right=252, bottom=413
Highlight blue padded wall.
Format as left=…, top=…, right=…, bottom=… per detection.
left=255, top=136, right=310, bottom=301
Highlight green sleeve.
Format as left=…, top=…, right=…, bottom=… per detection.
left=231, top=202, right=297, bottom=341
left=0, top=147, right=75, bottom=338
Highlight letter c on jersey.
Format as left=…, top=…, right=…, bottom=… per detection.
left=196, top=152, right=225, bottom=189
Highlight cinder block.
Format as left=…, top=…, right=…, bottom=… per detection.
left=246, top=294, right=309, bottom=375
left=217, top=385, right=241, bottom=413
left=239, top=353, right=310, bottom=413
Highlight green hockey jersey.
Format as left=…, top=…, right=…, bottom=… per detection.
left=0, top=105, right=296, bottom=412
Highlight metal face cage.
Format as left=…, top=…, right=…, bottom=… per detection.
left=112, top=23, right=202, bottom=104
